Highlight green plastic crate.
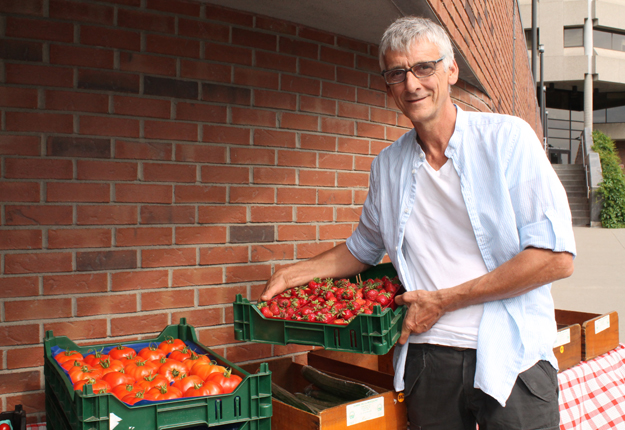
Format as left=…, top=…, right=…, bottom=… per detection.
left=44, top=318, right=272, bottom=430
left=233, top=263, right=405, bottom=355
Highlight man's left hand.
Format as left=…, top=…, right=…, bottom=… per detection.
left=395, top=290, right=446, bottom=345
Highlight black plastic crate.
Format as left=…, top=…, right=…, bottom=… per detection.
left=0, top=405, right=26, bottom=430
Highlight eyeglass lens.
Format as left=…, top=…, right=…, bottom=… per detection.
left=384, top=60, right=439, bottom=84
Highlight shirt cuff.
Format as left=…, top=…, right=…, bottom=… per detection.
left=518, top=208, right=577, bottom=257
left=346, top=225, right=386, bottom=266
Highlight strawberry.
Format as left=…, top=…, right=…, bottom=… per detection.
left=365, top=289, right=379, bottom=301
left=316, top=311, right=335, bottom=324
left=277, top=297, right=290, bottom=308
left=269, top=301, right=280, bottom=315
left=340, top=309, right=354, bottom=320
left=376, top=292, right=392, bottom=306
left=259, top=304, right=273, bottom=318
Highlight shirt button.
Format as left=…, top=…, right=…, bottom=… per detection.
left=419, top=153, right=425, bottom=159
left=411, top=169, right=416, bottom=174
left=404, top=209, right=409, bottom=214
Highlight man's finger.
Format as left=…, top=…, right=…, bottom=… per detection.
left=395, top=293, right=406, bottom=306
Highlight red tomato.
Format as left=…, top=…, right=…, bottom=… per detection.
left=55, top=350, right=84, bottom=364
left=190, top=362, right=226, bottom=381
left=69, top=365, right=103, bottom=384
left=168, top=347, right=192, bottom=362
left=108, top=345, right=136, bottom=360
left=61, top=359, right=85, bottom=371
left=138, top=344, right=166, bottom=361
left=181, top=352, right=211, bottom=372
left=135, top=373, right=169, bottom=391
left=205, top=368, right=243, bottom=394
left=0, top=424, right=10, bottom=430
left=158, top=360, right=187, bottom=383
left=122, top=391, right=145, bottom=405
left=145, top=385, right=182, bottom=401
left=102, top=370, right=135, bottom=388
left=184, top=381, right=222, bottom=397
left=74, top=378, right=111, bottom=394
left=172, top=374, right=204, bottom=394
left=111, top=383, right=138, bottom=400
left=92, top=358, right=125, bottom=375
left=83, top=349, right=109, bottom=366
left=158, top=337, right=186, bottom=354
left=125, top=360, right=159, bottom=380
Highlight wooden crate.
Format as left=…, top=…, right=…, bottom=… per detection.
left=243, top=355, right=406, bottom=430
left=555, top=309, right=620, bottom=361
left=552, top=323, right=582, bottom=372
left=309, top=346, right=396, bottom=376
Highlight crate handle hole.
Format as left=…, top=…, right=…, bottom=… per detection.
left=215, top=399, right=223, bottom=419
left=350, top=330, right=357, bottom=348
left=334, top=329, right=341, bottom=347
left=234, top=396, right=241, bottom=417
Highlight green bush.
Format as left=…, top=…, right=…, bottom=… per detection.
left=591, top=130, right=625, bottom=228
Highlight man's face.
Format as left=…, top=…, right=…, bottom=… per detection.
left=384, top=40, right=458, bottom=127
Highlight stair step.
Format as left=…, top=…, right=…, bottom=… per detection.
left=553, top=163, right=590, bottom=222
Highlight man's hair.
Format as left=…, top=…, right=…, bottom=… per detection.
left=379, top=16, right=455, bottom=72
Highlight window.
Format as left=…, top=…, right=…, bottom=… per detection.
left=594, top=30, right=612, bottom=49
left=524, top=29, right=539, bottom=51
left=613, top=33, right=625, bottom=52
left=564, top=27, right=583, bottom=47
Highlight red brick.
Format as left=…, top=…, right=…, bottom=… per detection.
left=146, top=34, right=200, bottom=59
left=143, top=163, right=196, bottom=183
left=297, top=242, right=335, bottom=259
left=75, top=293, right=136, bottom=316
left=111, top=313, right=169, bottom=336
left=118, top=8, right=175, bottom=33
left=115, top=184, right=172, bottom=204
left=0, top=276, right=39, bottom=298
left=43, top=273, right=107, bottom=295
left=300, top=96, right=336, bottom=115
left=281, top=112, right=318, bottom=131
left=337, top=206, right=362, bottom=222
left=173, top=308, right=222, bottom=329
left=1, top=38, right=42, bottom=61
left=81, top=25, right=140, bottom=51
left=0, top=0, right=43, bottom=16
left=300, top=26, right=334, bottom=44
left=116, top=140, right=173, bottom=161
left=142, top=289, right=194, bottom=311
left=338, top=137, right=371, bottom=155
left=338, top=102, right=369, bottom=120
left=6, top=63, right=73, bottom=88
left=176, top=102, right=227, bottom=123
left=279, top=37, right=318, bottom=59
left=0, top=135, right=40, bottom=156
left=44, top=319, right=107, bottom=340
left=5, top=297, right=71, bottom=321
left=7, top=346, right=44, bottom=369
left=337, top=66, right=369, bottom=87
left=77, top=160, right=138, bottom=181
left=0, top=183, right=40, bottom=202
left=321, top=117, right=355, bottom=135
left=111, top=270, right=169, bottom=291
left=5, top=158, right=72, bottom=180
left=6, top=112, right=73, bottom=133
left=322, top=82, right=356, bottom=102
left=371, top=107, right=397, bottom=125
left=320, top=223, right=353, bottom=240
left=357, top=122, right=385, bottom=139
left=50, top=44, right=114, bottom=68
left=180, top=60, right=230, bottom=83
left=205, top=42, right=252, bottom=66
left=140, top=205, right=195, bottom=225
left=147, top=0, right=201, bottom=17
left=301, top=134, right=336, bottom=151
left=175, top=144, right=226, bottom=163
left=358, top=88, right=386, bottom=107
left=251, top=243, right=294, bottom=262
left=46, top=90, right=108, bottom=113
left=48, top=228, right=111, bottom=249
left=320, top=46, right=354, bottom=68
left=300, top=170, right=335, bottom=187
left=225, top=264, right=271, bottom=283
left=232, top=27, right=277, bottom=51
left=178, top=18, right=229, bottom=41
left=229, top=187, right=274, bottom=204
left=0, top=87, right=38, bottom=109
left=300, top=58, right=335, bottom=80
left=318, top=189, right=352, bottom=205
left=50, top=0, right=114, bottom=25
left=281, top=75, right=320, bottom=96
left=253, top=167, right=296, bottom=185
left=76, top=250, right=137, bottom=271
left=142, top=247, right=196, bottom=268
left=277, top=150, right=316, bottom=168
left=254, top=89, right=297, bottom=110
left=256, top=16, right=297, bottom=35
left=256, top=51, right=297, bottom=73
left=274, top=344, right=316, bottom=357
left=197, top=206, right=246, bottom=225
left=0, top=371, right=41, bottom=394
left=319, top=152, right=353, bottom=170
left=174, top=185, right=227, bottom=203
left=77, top=205, right=138, bottom=225
left=46, top=183, right=110, bottom=203
left=200, top=166, right=249, bottom=184
left=386, top=126, right=409, bottom=142
left=230, top=147, right=275, bottom=165
left=357, top=55, right=380, bottom=73
left=338, top=171, right=369, bottom=187
left=113, top=96, right=171, bottom=119
left=175, top=226, right=227, bottom=245
left=116, top=227, right=172, bottom=247
left=48, top=135, right=111, bottom=158
left=231, top=107, right=276, bottom=127
left=355, top=155, right=375, bottom=171
left=198, top=286, right=247, bottom=307
left=226, top=343, right=272, bottom=363
left=199, top=246, right=248, bottom=265
left=203, top=125, right=250, bottom=145
left=119, top=51, right=177, bottom=76
left=6, top=205, right=72, bottom=226
left=250, top=206, right=292, bottom=223
left=278, top=225, right=316, bottom=241
left=296, top=206, right=334, bottom=223
left=0, top=324, right=40, bottom=347
left=80, top=116, right=140, bottom=138
left=0, top=230, right=41, bottom=250
left=144, top=120, right=198, bottom=142
left=277, top=187, right=317, bottom=204
left=172, top=267, right=222, bottom=287
left=197, top=325, right=235, bottom=347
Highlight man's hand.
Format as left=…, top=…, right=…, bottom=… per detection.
left=260, top=269, right=291, bottom=302
left=395, top=290, right=446, bottom=345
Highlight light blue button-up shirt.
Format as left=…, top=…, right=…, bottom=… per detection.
left=346, top=106, right=576, bottom=406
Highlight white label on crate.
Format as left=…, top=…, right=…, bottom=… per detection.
left=595, top=315, right=611, bottom=334
left=109, top=413, right=122, bottom=430
left=554, top=328, right=571, bottom=348
left=346, top=396, right=384, bottom=426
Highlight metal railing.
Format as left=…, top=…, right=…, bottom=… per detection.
left=575, top=128, right=604, bottom=226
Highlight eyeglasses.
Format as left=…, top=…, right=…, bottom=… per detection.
left=381, top=57, right=445, bottom=85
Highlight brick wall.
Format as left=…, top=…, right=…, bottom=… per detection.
left=0, top=0, right=540, bottom=422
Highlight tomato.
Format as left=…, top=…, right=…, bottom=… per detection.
left=83, top=349, right=109, bottom=366
left=55, top=350, right=84, bottom=364
left=190, top=361, right=226, bottom=381
left=74, top=378, right=111, bottom=394
left=61, top=359, right=85, bottom=371
left=144, top=385, right=182, bottom=401
left=205, top=368, right=243, bottom=394
left=168, top=347, right=192, bottom=362
left=135, top=373, right=169, bottom=391
left=0, top=424, right=10, bottom=430
left=69, top=365, right=103, bottom=384
left=158, top=360, right=187, bottom=383
left=125, top=360, right=159, bottom=380
left=111, top=383, right=138, bottom=400
left=158, top=337, right=186, bottom=354
left=122, top=390, right=145, bottom=405
left=138, top=344, right=166, bottom=361
left=92, top=358, right=124, bottom=375
left=181, top=352, right=211, bottom=372
left=108, top=345, right=136, bottom=360
left=172, top=374, right=204, bottom=394
left=184, top=381, right=222, bottom=397
left=102, top=370, right=135, bottom=388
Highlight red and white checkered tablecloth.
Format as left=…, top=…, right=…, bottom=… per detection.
left=558, top=343, right=625, bottom=430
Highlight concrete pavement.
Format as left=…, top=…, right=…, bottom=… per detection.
left=551, top=227, right=625, bottom=338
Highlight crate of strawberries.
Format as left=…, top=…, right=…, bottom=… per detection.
left=233, top=263, right=406, bottom=355
left=44, top=318, right=272, bottom=430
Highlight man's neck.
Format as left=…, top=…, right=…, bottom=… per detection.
left=414, top=102, right=457, bottom=170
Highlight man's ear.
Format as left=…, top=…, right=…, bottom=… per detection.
left=448, top=59, right=459, bottom=86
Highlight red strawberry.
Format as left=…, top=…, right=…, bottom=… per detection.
left=259, top=304, right=273, bottom=318
left=316, top=311, right=335, bottom=324
left=365, top=289, right=379, bottom=301
left=269, top=301, right=280, bottom=315
left=376, top=292, right=392, bottom=306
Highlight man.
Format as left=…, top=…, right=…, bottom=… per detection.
left=261, top=16, right=575, bottom=430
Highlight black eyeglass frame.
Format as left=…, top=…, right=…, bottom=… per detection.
left=381, top=56, right=446, bottom=85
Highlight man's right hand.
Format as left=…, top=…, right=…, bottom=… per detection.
left=260, top=269, right=291, bottom=302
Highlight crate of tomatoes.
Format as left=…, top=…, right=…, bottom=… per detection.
left=44, top=318, right=272, bottom=430
left=233, top=263, right=405, bottom=355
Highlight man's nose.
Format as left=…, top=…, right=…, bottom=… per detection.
left=404, top=70, right=422, bottom=92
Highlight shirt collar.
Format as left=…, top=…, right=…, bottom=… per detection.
left=413, top=104, right=465, bottom=167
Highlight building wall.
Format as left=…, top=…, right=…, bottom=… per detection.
left=0, top=0, right=540, bottom=422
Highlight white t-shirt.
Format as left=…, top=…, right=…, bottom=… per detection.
left=403, top=157, right=487, bottom=348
